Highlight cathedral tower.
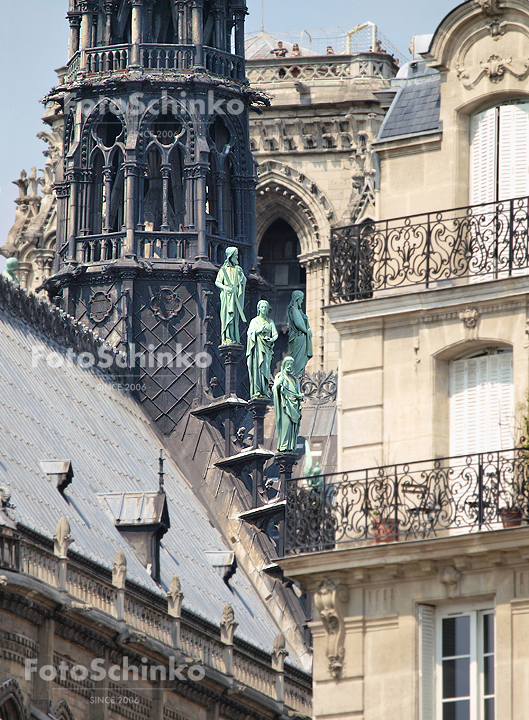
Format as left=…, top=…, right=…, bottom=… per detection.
left=49, top=0, right=260, bottom=433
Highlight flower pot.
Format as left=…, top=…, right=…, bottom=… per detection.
left=500, top=507, right=523, bottom=528
left=372, top=519, right=398, bottom=544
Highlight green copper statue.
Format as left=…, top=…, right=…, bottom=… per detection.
left=273, top=356, right=304, bottom=452
left=2, top=257, right=20, bottom=285
left=247, top=299, right=278, bottom=398
left=287, top=290, right=313, bottom=377
left=215, top=247, right=247, bottom=345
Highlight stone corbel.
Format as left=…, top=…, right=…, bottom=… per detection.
left=53, top=517, right=74, bottom=592
left=459, top=307, right=480, bottom=340
left=439, top=565, right=462, bottom=598
left=112, top=551, right=127, bottom=621
left=220, top=604, right=238, bottom=676
left=167, top=576, right=184, bottom=649
left=313, top=577, right=349, bottom=680
left=271, top=632, right=289, bottom=704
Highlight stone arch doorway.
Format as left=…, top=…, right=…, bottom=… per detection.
left=259, top=218, right=306, bottom=366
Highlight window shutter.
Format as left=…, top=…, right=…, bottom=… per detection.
left=498, top=103, right=529, bottom=201
left=470, top=107, right=497, bottom=205
left=450, top=352, right=513, bottom=456
left=419, top=604, right=435, bottom=720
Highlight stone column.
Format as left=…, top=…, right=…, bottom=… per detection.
left=103, top=166, right=113, bottom=233
left=233, top=7, right=246, bottom=58
left=160, top=164, right=171, bottom=231
left=66, top=171, right=79, bottom=262
left=103, top=1, right=115, bottom=44
left=130, top=0, right=144, bottom=69
left=220, top=604, right=238, bottom=677
left=123, top=162, right=138, bottom=257
left=67, top=11, right=82, bottom=59
left=167, top=576, right=184, bottom=650
left=55, top=182, right=71, bottom=272
left=112, top=551, right=127, bottom=621
left=80, top=0, right=96, bottom=72
left=249, top=398, right=272, bottom=505
left=215, top=171, right=225, bottom=236
left=176, top=1, right=186, bottom=44
left=191, top=0, right=205, bottom=67
left=34, top=617, right=55, bottom=713
left=219, top=343, right=244, bottom=457
left=275, top=451, right=298, bottom=555
left=195, top=165, right=208, bottom=260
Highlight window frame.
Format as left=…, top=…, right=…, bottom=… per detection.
left=435, top=603, right=495, bottom=720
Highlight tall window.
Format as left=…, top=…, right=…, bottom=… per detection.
left=419, top=604, right=495, bottom=720
left=470, top=102, right=529, bottom=205
left=449, top=349, right=513, bottom=456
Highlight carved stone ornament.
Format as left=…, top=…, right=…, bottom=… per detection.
left=89, top=290, right=114, bottom=323
left=439, top=565, right=462, bottom=598
left=476, top=0, right=503, bottom=15
left=53, top=516, right=74, bottom=559
left=220, top=603, right=238, bottom=644
left=271, top=631, right=289, bottom=671
left=150, top=288, right=183, bottom=320
left=167, top=575, right=184, bottom=618
left=456, top=55, right=529, bottom=89
left=301, top=370, right=338, bottom=405
left=460, top=306, right=480, bottom=340
left=313, top=577, right=350, bottom=680
left=112, top=550, right=127, bottom=589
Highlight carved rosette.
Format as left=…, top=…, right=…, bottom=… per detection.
left=314, top=577, right=349, bottom=679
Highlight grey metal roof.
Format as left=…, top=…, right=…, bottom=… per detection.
left=377, top=73, right=441, bottom=141
left=0, top=307, right=290, bottom=658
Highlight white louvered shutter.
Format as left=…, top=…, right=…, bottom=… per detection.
left=470, top=107, right=497, bottom=206
left=498, top=103, right=529, bottom=201
left=419, top=605, right=435, bottom=720
left=450, top=352, right=513, bottom=456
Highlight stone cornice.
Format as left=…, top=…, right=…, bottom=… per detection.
left=327, top=275, right=529, bottom=332
left=278, top=526, right=529, bottom=589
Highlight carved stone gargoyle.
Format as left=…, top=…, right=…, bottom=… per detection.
left=53, top=517, right=74, bottom=559
left=313, top=577, right=350, bottom=680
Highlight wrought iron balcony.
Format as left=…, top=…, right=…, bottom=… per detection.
left=330, top=196, right=529, bottom=303
left=285, top=449, right=529, bottom=554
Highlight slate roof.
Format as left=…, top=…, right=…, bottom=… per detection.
left=377, top=74, right=441, bottom=141
left=0, top=306, right=292, bottom=659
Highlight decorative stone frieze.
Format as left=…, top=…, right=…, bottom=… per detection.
left=313, top=577, right=349, bottom=680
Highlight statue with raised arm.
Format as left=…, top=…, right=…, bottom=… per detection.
left=287, top=290, right=313, bottom=377
left=215, top=247, right=247, bottom=345
left=2, top=258, right=20, bottom=285
left=273, top=356, right=304, bottom=452
left=247, top=299, right=278, bottom=398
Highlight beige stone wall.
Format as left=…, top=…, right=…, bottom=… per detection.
left=281, top=528, right=529, bottom=720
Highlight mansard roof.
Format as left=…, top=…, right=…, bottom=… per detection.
left=0, top=284, right=293, bottom=661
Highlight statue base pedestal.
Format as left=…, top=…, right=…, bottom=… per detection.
left=248, top=397, right=273, bottom=506
left=274, top=451, right=298, bottom=489
left=218, top=343, right=244, bottom=456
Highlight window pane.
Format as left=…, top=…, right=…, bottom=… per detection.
left=484, top=697, right=495, bottom=720
left=484, top=613, right=494, bottom=654
left=484, top=654, right=495, bottom=696
left=443, top=699, right=470, bottom=720
left=443, top=658, right=470, bottom=699
left=443, top=616, right=471, bottom=657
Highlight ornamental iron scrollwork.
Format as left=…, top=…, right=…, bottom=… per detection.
left=89, top=290, right=114, bottom=323
left=330, top=196, right=529, bottom=303
left=150, top=288, right=183, bottom=320
left=285, top=448, right=529, bottom=553
left=301, top=370, right=337, bottom=405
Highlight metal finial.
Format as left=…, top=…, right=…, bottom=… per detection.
left=158, top=449, right=164, bottom=492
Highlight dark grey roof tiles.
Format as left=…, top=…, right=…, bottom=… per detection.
left=0, top=308, right=291, bottom=659
left=378, top=76, right=441, bottom=140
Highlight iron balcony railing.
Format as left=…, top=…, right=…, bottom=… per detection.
left=285, top=448, right=529, bottom=554
left=330, top=196, right=529, bottom=303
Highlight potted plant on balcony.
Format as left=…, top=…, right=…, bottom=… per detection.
left=499, top=416, right=529, bottom=527
left=370, top=510, right=398, bottom=544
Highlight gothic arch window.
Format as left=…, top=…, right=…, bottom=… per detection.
left=449, top=347, right=514, bottom=456
left=207, top=117, right=234, bottom=237
left=91, top=149, right=104, bottom=235
left=259, top=218, right=306, bottom=361
left=470, top=101, right=529, bottom=205
left=0, top=699, right=21, bottom=720
left=96, top=112, right=124, bottom=149
left=144, top=145, right=164, bottom=232
left=108, top=148, right=124, bottom=233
